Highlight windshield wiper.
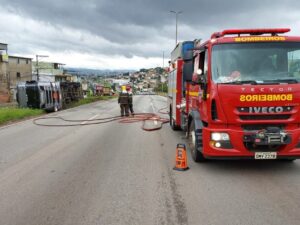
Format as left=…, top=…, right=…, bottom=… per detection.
left=263, top=79, right=298, bottom=84
left=220, top=80, right=258, bottom=85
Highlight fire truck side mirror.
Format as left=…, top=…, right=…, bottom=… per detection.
left=183, top=61, right=194, bottom=82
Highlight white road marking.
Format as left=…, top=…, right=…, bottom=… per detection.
left=80, top=114, right=99, bottom=125
left=150, top=102, right=155, bottom=112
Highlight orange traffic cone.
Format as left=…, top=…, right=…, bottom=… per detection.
left=173, top=143, right=189, bottom=171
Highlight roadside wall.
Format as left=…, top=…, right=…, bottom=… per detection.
left=0, top=61, right=9, bottom=103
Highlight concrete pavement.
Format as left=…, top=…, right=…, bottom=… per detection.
left=0, top=95, right=300, bottom=225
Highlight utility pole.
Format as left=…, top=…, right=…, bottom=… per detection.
left=163, top=51, right=165, bottom=68
left=162, top=51, right=165, bottom=93
left=170, top=10, right=183, bottom=46
left=36, top=55, right=48, bottom=81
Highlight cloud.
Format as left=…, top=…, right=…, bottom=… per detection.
left=1, top=0, right=300, bottom=69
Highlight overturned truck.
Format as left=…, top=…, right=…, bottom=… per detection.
left=17, top=81, right=83, bottom=112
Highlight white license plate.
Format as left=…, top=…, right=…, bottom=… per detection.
left=255, top=152, right=277, bottom=160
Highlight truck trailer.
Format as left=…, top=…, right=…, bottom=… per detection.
left=168, top=28, right=300, bottom=162
left=103, top=86, right=112, bottom=96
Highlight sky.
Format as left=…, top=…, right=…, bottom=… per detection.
left=0, top=0, right=300, bottom=70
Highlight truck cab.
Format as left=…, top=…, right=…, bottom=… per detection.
left=17, top=81, right=62, bottom=112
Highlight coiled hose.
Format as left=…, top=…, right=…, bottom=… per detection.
left=33, top=112, right=169, bottom=131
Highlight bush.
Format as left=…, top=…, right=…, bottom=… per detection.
left=67, top=95, right=117, bottom=108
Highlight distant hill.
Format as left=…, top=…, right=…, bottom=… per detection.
left=65, top=67, right=136, bottom=76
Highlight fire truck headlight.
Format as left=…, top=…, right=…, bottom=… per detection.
left=215, top=142, right=221, bottom=148
left=211, top=132, right=230, bottom=141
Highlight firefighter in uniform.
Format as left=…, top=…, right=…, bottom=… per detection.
left=127, top=86, right=134, bottom=115
left=118, top=86, right=129, bottom=116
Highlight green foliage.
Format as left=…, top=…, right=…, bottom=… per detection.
left=140, top=67, right=165, bottom=74
left=154, top=83, right=168, bottom=93
left=139, top=68, right=148, bottom=73
left=103, top=81, right=112, bottom=88
left=67, top=95, right=117, bottom=108
left=155, top=67, right=165, bottom=74
left=0, top=107, right=44, bottom=125
left=87, top=89, right=94, bottom=97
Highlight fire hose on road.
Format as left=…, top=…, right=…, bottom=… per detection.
left=33, top=111, right=170, bottom=131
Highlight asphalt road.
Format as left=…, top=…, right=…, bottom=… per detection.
left=0, top=95, right=300, bottom=225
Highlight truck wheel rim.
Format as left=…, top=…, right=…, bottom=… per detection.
left=191, top=131, right=196, bottom=149
left=190, top=129, right=197, bottom=157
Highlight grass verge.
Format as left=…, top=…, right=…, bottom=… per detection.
left=66, top=95, right=117, bottom=108
left=155, top=92, right=167, bottom=97
left=0, top=107, right=44, bottom=125
left=0, top=95, right=117, bottom=126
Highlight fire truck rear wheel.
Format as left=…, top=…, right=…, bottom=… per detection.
left=189, top=120, right=206, bottom=162
left=169, top=107, right=180, bottom=130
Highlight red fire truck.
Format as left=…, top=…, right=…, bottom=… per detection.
left=168, top=28, right=300, bottom=162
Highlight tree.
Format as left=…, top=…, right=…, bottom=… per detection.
left=139, top=68, right=148, bottom=73
left=154, top=83, right=168, bottom=93
left=154, top=67, right=164, bottom=74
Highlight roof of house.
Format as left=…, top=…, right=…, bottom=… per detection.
left=9, top=55, right=33, bottom=60
left=0, top=43, right=8, bottom=51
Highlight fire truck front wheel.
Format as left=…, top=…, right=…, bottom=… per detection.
left=188, top=120, right=206, bottom=162
left=279, top=159, right=296, bottom=162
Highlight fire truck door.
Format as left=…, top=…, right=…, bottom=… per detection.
left=198, top=50, right=209, bottom=120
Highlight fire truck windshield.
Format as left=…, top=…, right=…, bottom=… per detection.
left=211, top=42, right=300, bottom=84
